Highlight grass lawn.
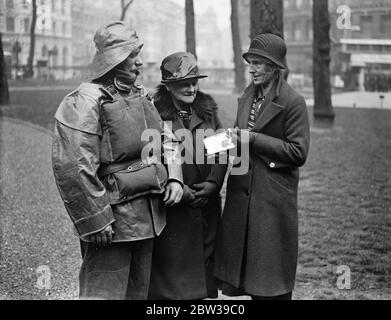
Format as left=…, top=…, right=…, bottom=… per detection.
left=1, top=87, right=390, bottom=299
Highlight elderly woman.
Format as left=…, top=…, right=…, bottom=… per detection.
left=148, top=52, right=227, bottom=300
left=52, top=22, right=183, bottom=300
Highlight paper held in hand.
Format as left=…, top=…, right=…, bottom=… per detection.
left=203, top=130, right=236, bottom=156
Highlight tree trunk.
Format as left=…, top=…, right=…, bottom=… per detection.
left=250, top=0, right=288, bottom=78
left=313, top=0, right=335, bottom=119
left=231, top=0, right=246, bottom=93
left=250, top=0, right=284, bottom=39
left=0, top=33, right=10, bottom=105
left=120, top=0, right=135, bottom=21
left=26, top=0, right=37, bottom=78
left=185, top=0, right=197, bottom=58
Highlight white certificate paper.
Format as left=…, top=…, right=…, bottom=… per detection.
left=203, top=130, right=236, bottom=156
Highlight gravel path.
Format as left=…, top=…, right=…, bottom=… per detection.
left=0, top=117, right=80, bottom=300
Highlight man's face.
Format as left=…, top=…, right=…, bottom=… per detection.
left=166, top=78, right=199, bottom=105
left=246, top=55, right=277, bottom=87
left=121, top=47, right=143, bottom=84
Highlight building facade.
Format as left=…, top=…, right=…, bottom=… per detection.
left=1, top=0, right=73, bottom=80
left=238, top=0, right=391, bottom=90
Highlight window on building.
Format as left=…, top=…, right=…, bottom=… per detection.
left=381, top=14, right=391, bottom=35
left=6, top=0, right=13, bottom=9
left=41, top=45, right=48, bottom=58
left=52, top=21, right=56, bottom=35
left=62, top=0, right=66, bottom=15
left=6, top=16, right=15, bottom=31
left=24, top=18, right=30, bottom=33
left=358, top=44, right=370, bottom=52
left=63, top=47, right=68, bottom=66
left=360, top=15, right=373, bottom=37
left=372, top=45, right=383, bottom=52
left=284, top=0, right=289, bottom=9
left=296, top=0, right=303, bottom=9
left=347, top=44, right=358, bottom=51
left=306, top=20, right=312, bottom=41
left=63, top=22, right=67, bottom=36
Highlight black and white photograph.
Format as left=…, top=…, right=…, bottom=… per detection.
left=0, top=0, right=390, bottom=303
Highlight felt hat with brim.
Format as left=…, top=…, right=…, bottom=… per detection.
left=88, top=21, right=143, bottom=80
left=160, top=52, right=207, bottom=84
left=243, top=33, right=287, bottom=69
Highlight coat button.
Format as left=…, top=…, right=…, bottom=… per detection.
left=270, top=162, right=276, bottom=168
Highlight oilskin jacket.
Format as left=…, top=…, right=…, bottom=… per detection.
left=52, top=82, right=183, bottom=242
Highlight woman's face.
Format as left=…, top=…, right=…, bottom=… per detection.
left=166, top=78, right=199, bottom=105
left=246, top=54, right=278, bottom=87
left=120, top=47, right=143, bottom=83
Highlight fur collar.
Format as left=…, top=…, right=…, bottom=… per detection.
left=154, top=85, right=218, bottom=121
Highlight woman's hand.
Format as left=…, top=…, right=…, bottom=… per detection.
left=181, top=184, right=196, bottom=204
left=192, top=181, right=219, bottom=198
left=164, top=181, right=184, bottom=207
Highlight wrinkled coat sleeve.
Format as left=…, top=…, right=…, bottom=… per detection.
left=252, top=96, right=310, bottom=168
left=161, top=121, right=184, bottom=187
left=205, top=115, right=228, bottom=190
left=52, top=88, right=115, bottom=238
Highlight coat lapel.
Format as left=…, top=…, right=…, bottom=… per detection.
left=252, top=101, right=284, bottom=131
left=189, top=111, right=204, bottom=132
left=252, top=75, right=286, bottom=131
left=237, top=84, right=256, bottom=129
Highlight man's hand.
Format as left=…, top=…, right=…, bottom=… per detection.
left=89, top=224, right=114, bottom=248
left=164, top=181, right=183, bottom=207
left=181, top=184, right=196, bottom=204
left=192, top=182, right=219, bottom=198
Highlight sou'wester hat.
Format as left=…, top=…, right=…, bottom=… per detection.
left=89, top=21, right=143, bottom=80
left=160, top=52, right=207, bottom=84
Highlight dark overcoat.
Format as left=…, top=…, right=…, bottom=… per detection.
left=214, top=76, right=310, bottom=297
left=148, top=86, right=227, bottom=300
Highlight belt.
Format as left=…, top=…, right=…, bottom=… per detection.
left=98, top=157, right=159, bottom=177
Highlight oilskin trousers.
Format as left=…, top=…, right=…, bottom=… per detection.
left=79, top=239, right=153, bottom=300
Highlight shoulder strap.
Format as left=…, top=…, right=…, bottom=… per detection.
left=99, top=84, right=123, bottom=102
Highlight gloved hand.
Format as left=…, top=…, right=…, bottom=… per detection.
left=192, top=181, right=219, bottom=198
left=181, top=184, right=196, bottom=204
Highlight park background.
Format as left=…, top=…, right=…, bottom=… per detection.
left=0, top=0, right=390, bottom=300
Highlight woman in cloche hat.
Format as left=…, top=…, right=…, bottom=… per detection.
left=148, top=52, right=227, bottom=300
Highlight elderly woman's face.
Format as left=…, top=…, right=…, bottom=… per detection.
left=246, top=54, right=278, bottom=87
left=120, top=47, right=143, bottom=83
left=166, top=79, right=199, bottom=105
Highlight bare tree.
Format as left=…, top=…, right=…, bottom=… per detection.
left=250, top=0, right=284, bottom=39
left=0, top=33, right=10, bottom=105
left=313, top=0, right=334, bottom=119
left=250, top=0, right=288, bottom=78
left=185, top=0, right=197, bottom=58
left=120, top=0, right=135, bottom=21
left=25, top=0, right=37, bottom=78
left=231, top=0, right=246, bottom=93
